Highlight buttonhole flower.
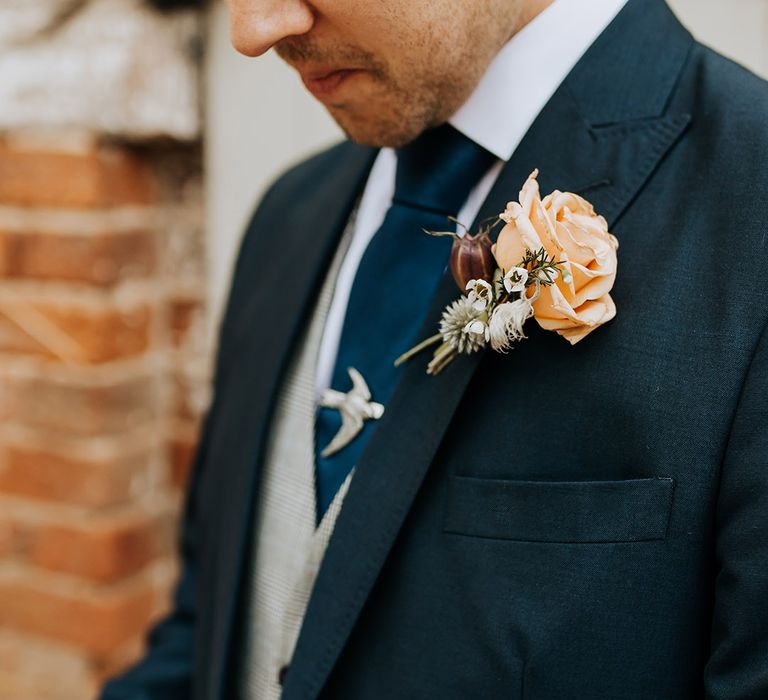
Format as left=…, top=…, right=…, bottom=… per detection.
left=503, top=267, right=529, bottom=294
left=489, top=297, right=535, bottom=353
left=465, top=279, right=494, bottom=311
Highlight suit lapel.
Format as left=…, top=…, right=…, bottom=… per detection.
left=283, top=1, right=694, bottom=698
left=206, top=143, right=377, bottom=699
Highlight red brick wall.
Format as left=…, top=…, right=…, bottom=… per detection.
left=0, top=135, right=207, bottom=699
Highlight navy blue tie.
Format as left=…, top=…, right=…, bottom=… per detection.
left=313, top=124, right=497, bottom=521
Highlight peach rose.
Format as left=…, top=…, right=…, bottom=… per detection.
left=492, top=170, right=619, bottom=344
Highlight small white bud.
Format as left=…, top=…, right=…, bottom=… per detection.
left=465, top=279, right=494, bottom=311
left=503, top=267, right=529, bottom=294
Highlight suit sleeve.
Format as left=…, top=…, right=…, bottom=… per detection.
left=97, top=398, right=215, bottom=700
left=96, top=191, right=262, bottom=700
left=705, top=317, right=768, bottom=698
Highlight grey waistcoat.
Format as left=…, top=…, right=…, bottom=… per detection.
left=238, top=214, right=358, bottom=700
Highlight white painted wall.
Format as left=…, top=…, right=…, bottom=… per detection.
left=0, top=0, right=200, bottom=138
left=204, top=1, right=341, bottom=330
left=204, top=0, right=768, bottom=331
left=670, top=0, right=768, bottom=75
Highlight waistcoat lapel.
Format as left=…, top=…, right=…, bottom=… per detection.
left=205, top=143, right=377, bottom=700
left=282, top=1, right=695, bottom=698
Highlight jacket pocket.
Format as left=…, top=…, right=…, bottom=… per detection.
left=443, top=475, right=675, bottom=543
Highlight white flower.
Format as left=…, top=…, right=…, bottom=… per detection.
left=503, top=266, right=529, bottom=294
left=489, top=297, right=535, bottom=353
left=463, top=319, right=490, bottom=342
left=439, top=296, right=488, bottom=355
left=465, top=279, right=494, bottom=311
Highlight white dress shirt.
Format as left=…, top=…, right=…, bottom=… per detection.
left=315, top=0, right=628, bottom=401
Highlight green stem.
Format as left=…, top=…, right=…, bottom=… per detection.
left=394, top=333, right=443, bottom=367
left=427, top=344, right=457, bottom=375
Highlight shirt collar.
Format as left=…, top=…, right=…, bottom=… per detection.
left=449, top=0, right=629, bottom=161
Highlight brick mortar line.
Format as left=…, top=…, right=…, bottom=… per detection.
left=2, top=130, right=100, bottom=154
left=0, top=558, right=178, bottom=600
left=0, top=418, right=170, bottom=445
left=0, top=206, right=168, bottom=233
left=0, top=492, right=179, bottom=527
left=0, top=279, right=201, bottom=307
left=0, top=350, right=173, bottom=383
left=0, top=426, right=165, bottom=460
left=0, top=359, right=210, bottom=385
left=0, top=627, right=100, bottom=657
left=0, top=430, right=170, bottom=468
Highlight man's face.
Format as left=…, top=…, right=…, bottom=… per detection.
left=227, top=0, right=533, bottom=147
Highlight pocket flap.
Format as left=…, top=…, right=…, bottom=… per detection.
left=444, top=476, right=675, bottom=543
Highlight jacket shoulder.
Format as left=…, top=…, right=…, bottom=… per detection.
left=678, top=44, right=768, bottom=239
left=671, top=44, right=768, bottom=311
left=686, top=43, right=768, bottom=151
left=254, top=140, right=366, bottom=219
left=215, top=139, right=375, bottom=363
left=234, top=139, right=373, bottom=263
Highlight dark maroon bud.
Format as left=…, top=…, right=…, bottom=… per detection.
left=449, top=230, right=496, bottom=291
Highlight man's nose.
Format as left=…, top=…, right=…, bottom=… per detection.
left=228, top=0, right=314, bottom=57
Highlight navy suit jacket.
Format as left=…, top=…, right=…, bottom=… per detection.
left=102, top=1, right=768, bottom=698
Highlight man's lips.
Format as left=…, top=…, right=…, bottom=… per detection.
left=300, top=68, right=362, bottom=100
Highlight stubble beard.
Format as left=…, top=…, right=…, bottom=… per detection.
left=277, top=38, right=477, bottom=149
left=328, top=73, right=465, bottom=149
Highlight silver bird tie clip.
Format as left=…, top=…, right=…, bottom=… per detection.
left=318, top=367, right=385, bottom=458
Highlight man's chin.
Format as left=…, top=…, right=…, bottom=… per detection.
left=328, top=109, right=429, bottom=149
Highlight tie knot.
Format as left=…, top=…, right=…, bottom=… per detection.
left=393, top=123, right=497, bottom=218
